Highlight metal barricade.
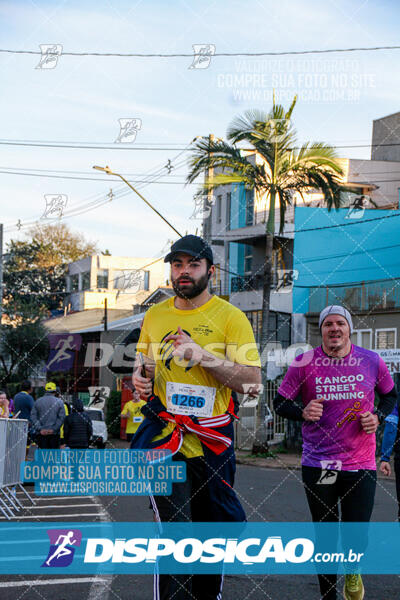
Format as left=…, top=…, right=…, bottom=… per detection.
left=235, top=380, right=287, bottom=451
left=0, top=419, right=35, bottom=519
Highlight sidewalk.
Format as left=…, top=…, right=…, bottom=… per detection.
left=107, top=438, right=396, bottom=481
left=236, top=449, right=302, bottom=471
left=235, top=449, right=397, bottom=481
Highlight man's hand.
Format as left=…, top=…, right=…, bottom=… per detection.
left=40, top=428, right=53, bottom=435
left=302, top=398, right=324, bottom=422
left=133, top=366, right=152, bottom=400
left=164, top=327, right=204, bottom=364
left=360, top=411, right=379, bottom=434
left=379, top=460, right=391, bottom=476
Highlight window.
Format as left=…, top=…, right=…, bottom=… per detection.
left=245, top=189, right=254, bottom=226
left=70, top=274, right=79, bottom=292
left=226, top=192, right=231, bottom=230
left=276, top=313, right=291, bottom=348
left=245, top=310, right=291, bottom=348
left=244, top=244, right=253, bottom=273
left=144, top=271, right=150, bottom=291
left=375, top=328, right=396, bottom=349
left=81, top=271, right=91, bottom=291
left=269, top=312, right=291, bottom=348
left=211, top=263, right=221, bottom=292
left=85, top=409, right=103, bottom=422
left=246, top=310, right=262, bottom=342
left=230, top=183, right=246, bottom=229
left=217, top=195, right=222, bottom=223
left=351, top=329, right=372, bottom=349
left=97, top=269, right=109, bottom=289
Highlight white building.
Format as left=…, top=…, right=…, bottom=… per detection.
left=65, top=255, right=166, bottom=312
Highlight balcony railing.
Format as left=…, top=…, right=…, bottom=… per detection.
left=231, top=274, right=264, bottom=292
left=309, top=279, right=400, bottom=313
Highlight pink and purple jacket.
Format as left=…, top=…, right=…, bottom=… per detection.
left=278, top=345, right=394, bottom=471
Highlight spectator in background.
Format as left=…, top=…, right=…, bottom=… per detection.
left=13, top=381, right=34, bottom=421
left=0, top=390, right=10, bottom=418
left=63, top=397, right=92, bottom=449
left=8, top=394, right=14, bottom=416
left=380, top=395, right=400, bottom=521
left=120, top=388, right=146, bottom=443
left=13, top=381, right=35, bottom=455
left=31, top=382, right=65, bottom=449
left=56, top=387, right=71, bottom=448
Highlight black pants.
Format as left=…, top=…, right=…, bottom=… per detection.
left=394, top=455, right=400, bottom=520
left=36, top=433, right=60, bottom=449
left=151, top=454, right=224, bottom=600
left=302, top=466, right=377, bottom=600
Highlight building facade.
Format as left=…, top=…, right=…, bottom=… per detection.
left=65, top=255, right=165, bottom=312
left=293, top=207, right=400, bottom=357
left=372, top=111, right=400, bottom=163
left=200, top=149, right=395, bottom=355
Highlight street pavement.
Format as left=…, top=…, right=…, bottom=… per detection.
left=0, top=459, right=399, bottom=599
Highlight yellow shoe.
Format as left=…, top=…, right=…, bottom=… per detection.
left=343, top=574, right=364, bottom=600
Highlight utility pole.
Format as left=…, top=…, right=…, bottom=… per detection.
left=104, top=298, right=108, bottom=332
left=203, top=134, right=214, bottom=244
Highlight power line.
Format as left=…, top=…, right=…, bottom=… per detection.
left=1, top=45, right=400, bottom=57
left=0, top=140, right=188, bottom=150
left=3, top=166, right=400, bottom=186
left=295, top=210, right=400, bottom=233
left=348, top=178, right=400, bottom=183
left=0, top=169, right=193, bottom=184
left=3, top=138, right=400, bottom=152
left=0, top=165, right=187, bottom=177
left=209, top=208, right=400, bottom=239
left=299, top=241, right=400, bottom=263
left=296, top=275, right=400, bottom=288
left=3, top=154, right=190, bottom=233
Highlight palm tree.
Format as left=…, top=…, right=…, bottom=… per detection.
left=187, top=96, right=344, bottom=421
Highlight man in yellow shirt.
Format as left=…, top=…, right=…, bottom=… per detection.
left=120, top=389, right=146, bottom=442
left=133, top=235, right=261, bottom=600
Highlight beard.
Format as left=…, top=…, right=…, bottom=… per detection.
left=172, top=272, right=210, bottom=299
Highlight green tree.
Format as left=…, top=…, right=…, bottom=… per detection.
left=3, top=223, right=99, bottom=318
left=187, top=96, right=344, bottom=419
left=28, top=223, right=99, bottom=268
left=0, top=319, right=49, bottom=384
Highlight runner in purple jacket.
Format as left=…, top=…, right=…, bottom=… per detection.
left=274, top=305, right=396, bottom=600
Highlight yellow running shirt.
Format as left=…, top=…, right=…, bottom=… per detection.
left=137, top=295, right=261, bottom=458
left=121, top=400, right=146, bottom=434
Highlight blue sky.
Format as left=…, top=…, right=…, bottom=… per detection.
left=1, top=0, right=400, bottom=257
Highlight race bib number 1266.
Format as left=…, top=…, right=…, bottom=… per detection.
left=166, top=382, right=216, bottom=418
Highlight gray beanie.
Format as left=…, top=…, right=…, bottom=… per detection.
left=319, top=305, right=353, bottom=334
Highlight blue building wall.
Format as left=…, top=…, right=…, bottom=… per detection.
left=293, top=207, right=400, bottom=314
left=229, top=182, right=246, bottom=229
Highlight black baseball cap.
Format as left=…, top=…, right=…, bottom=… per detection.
left=164, top=235, right=214, bottom=264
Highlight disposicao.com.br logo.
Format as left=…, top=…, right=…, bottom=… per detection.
left=83, top=535, right=315, bottom=565
left=3, top=522, right=393, bottom=575
left=42, top=529, right=82, bottom=567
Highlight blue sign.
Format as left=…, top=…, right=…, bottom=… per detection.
left=0, top=523, right=399, bottom=574
left=293, top=207, right=400, bottom=313
left=21, top=450, right=186, bottom=496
